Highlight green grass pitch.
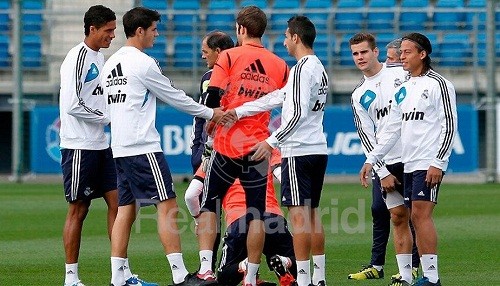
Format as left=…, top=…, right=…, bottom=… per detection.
left=0, top=181, right=499, bottom=285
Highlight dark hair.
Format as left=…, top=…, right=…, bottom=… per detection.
left=287, top=15, right=316, bottom=49
left=236, top=6, right=267, bottom=38
left=84, top=5, right=116, bottom=36
left=205, top=31, right=235, bottom=51
left=349, top=32, right=377, bottom=50
left=122, top=7, right=161, bottom=38
left=402, top=33, right=432, bottom=73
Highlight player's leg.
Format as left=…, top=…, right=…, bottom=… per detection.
left=309, top=155, right=327, bottom=286
left=198, top=151, right=237, bottom=278
left=217, top=218, right=248, bottom=286
left=239, top=155, right=269, bottom=286
left=61, top=149, right=95, bottom=286
left=410, top=171, right=441, bottom=285
left=100, top=148, right=119, bottom=240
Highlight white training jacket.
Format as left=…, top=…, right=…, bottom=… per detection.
left=366, top=69, right=457, bottom=173
left=59, top=42, right=110, bottom=150
left=102, top=46, right=213, bottom=158
left=351, top=63, right=407, bottom=179
left=235, top=55, right=328, bottom=157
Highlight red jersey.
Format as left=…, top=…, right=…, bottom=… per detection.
left=209, top=43, right=289, bottom=158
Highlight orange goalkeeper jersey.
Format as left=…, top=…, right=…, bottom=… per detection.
left=209, top=42, right=289, bottom=158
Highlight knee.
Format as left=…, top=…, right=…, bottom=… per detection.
left=390, top=208, right=409, bottom=227
left=67, top=201, right=90, bottom=221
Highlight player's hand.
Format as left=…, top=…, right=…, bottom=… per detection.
left=210, top=107, right=224, bottom=123
left=426, top=166, right=443, bottom=189
left=359, top=163, right=373, bottom=188
left=219, top=109, right=238, bottom=127
left=250, top=141, right=273, bottom=161
left=380, top=174, right=401, bottom=193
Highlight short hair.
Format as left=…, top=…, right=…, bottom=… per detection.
left=386, top=38, right=402, bottom=58
left=122, top=7, right=161, bottom=38
left=236, top=6, right=267, bottom=38
left=349, top=33, right=377, bottom=50
left=84, top=5, right=116, bottom=36
left=287, top=15, right=316, bottom=49
left=204, top=31, right=235, bottom=51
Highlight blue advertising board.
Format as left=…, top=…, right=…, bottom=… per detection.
left=30, top=104, right=478, bottom=174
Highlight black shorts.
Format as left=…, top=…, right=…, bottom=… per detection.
left=61, top=148, right=116, bottom=202
left=217, top=213, right=294, bottom=272
left=404, top=170, right=442, bottom=208
left=281, top=154, right=328, bottom=207
left=201, top=150, right=268, bottom=219
left=115, top=152, right=175, bottom=206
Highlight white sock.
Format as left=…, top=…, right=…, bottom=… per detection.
left=396, top=254, right=412, bottom=283
left=166, top=253, right=189, bottom=284
left=111, top=257, right=126, bottom=286
left=244, top=262, right=259, bottom=286
left=64, top=263, right=79, bottom=285
left=372, top=265, right=383, bottom=271
left=296, top=260, right=311, bottom=286
left=421, top=254, right=439, bottom=283
left=123, top=258, right=133, bottom=280
left=312, top=254, right=325, bottom=285
left=199, top=250, right=213, bottom=274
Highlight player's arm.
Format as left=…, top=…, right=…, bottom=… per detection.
left=233, top=89, right=284, bottom=118
left=144, top=63, right=214, bottom=120
left=432, top=83, right=457, bottom=170
left=365, top=89, right=403, bottom=166
left=63, top=56, right=109, bottom=125
left=351, top=97, right=391, bottom=180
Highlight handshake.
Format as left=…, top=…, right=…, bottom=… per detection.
left=210, top=108, right=239, bottom=127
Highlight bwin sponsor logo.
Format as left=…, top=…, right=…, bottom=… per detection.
left=402, top=108, right=424, bottom=121
left=312, top=100, right=326, bottom=111
left=108, top=90, right=127, bottom=104
left=375, top=103, right=391, bottom=120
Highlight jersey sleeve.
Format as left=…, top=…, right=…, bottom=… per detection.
left=208, top=51, right=230, bottom=90
left=61, top=51, right=109, bottom=125
left=351, top=97, right=390, bottom=178
left=432, top=81, right=457, bottom=170
left=234, top=89, right=284, bottom=118
left=143, top=63, right=213, bottom=120
left=366, top=90, right=403, bottom=166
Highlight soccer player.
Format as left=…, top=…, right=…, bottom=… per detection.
left=196, top=6, right=289, bottom=286
left=222, top=15, right=329, bottom=286
left=101, top=7, right=222, bottom=286
left=185, top=30, right=234, bottom=279
left=386, top=38, right=403, bottom=64
left=186, top=149, right=297, bottom=286
left=360, top=32, right=458, bottom=286
left=60, top=6, right=157, bottom=286
left=189, top=31, right=234, bottom=174
left=348, top=33, right=419, bottom=285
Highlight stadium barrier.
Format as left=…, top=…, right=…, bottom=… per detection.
left=30, top=104, right=477, bottom=174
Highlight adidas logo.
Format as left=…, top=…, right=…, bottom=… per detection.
left=172, top=264, right=179, bottom=270
left=313, top=263, right=320, bottom=269
left=298, top=269, right=307, bottom=275
left=201, top=257, right=209, bottom=262
left=418, top=191, right=425, bottom=196
left=404, top=264, right=411, bottom=269
left=118, top=266, right=124, bottom=271
left=427, top=265, right=436, bottom=271
left=66, top=270, right=75, bottom=275
left=105, top=63, right=127, bottom=87
left=240, top=59, right=269, bottom=84
left=244, top=59, right=266, bottom=74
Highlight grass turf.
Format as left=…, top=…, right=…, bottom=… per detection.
left=0, top=182, right=499, bottom=285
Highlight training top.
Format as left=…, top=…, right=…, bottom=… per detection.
left=59, top=42, right=110, bottom=150
left=351, top=63, right=407, bottom=179
left=189, top=70, right=212, bottom=149
left=366, top=69, right=457, bottom=172
left=101, top=46, right=213, bottom=158
left=209, top=42, right=289, bottom=158
left=236, top=55, right=328, bottom=157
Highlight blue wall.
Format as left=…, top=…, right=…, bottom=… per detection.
left=30, top=105, right=478, bottom=174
